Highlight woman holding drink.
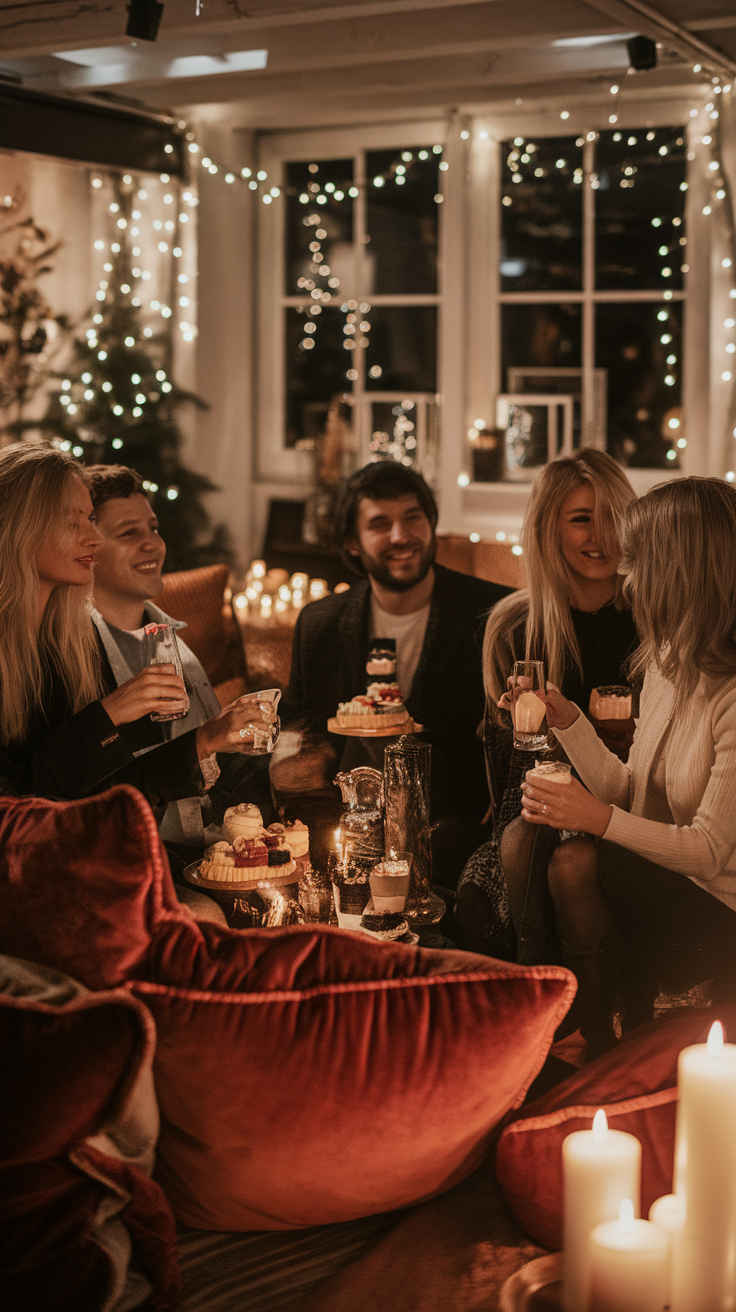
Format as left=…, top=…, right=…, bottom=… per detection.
left=0, top=444, right=272, bottom=802
left=522, top=478, right=736, bottom=1046
left=454, top=450, right=638, bottom=1012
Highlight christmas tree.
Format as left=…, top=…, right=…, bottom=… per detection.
left=31, top=175, right=230, bottom=573
left=0, top=193, right=64, bottom=437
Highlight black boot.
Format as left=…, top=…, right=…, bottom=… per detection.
left=561, top=941, right=618, bottom=1061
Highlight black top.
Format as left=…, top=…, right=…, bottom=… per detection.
left=0, top=632, right=272, bottom=824
left=512, top=603, right=638, bottom=711
left=282, top=562, right=513, bottom=819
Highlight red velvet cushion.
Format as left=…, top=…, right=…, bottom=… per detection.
left=495, top=1006, right=736, bottom=1250
left=0, top=789, right=575, bottom=1233
left=0, top=787, right=183, bottom=990
left=0, top=959, right=180, bottom=1311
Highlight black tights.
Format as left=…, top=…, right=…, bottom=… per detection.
left=501, top=819, right=617, bottom=1055
left=501, top=821, right=736, bottom=1052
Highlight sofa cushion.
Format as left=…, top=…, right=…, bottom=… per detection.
left=0, top=788, right=575, bottom=1233
left=0, top=954, right=180, bottom=1312
left=0, top=787, right=183, bottom=991
left=159, top=562, right=248, bottom=690
left=495, top=1006, right=733, bottom=1250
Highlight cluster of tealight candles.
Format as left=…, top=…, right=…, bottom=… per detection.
left=230, top=560, right=349, bottom=624
left=563, top=1020, right=736, bottom=1311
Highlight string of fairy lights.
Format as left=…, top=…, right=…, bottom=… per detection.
left=52, top=85, right=736, bottom=499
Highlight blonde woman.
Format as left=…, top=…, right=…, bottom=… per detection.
left=454, top=451, right=638, bottom=1016
left=522, top=477, right=736, bottom=1044
left=0, top=444, right=265, bottom=805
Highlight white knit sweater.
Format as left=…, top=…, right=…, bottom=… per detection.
left=554, top=666, right=736, bottom=912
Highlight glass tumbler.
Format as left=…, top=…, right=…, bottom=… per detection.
left=511, top=660, right=550, bottom=752
left=143, top=623, right=190, bottom=722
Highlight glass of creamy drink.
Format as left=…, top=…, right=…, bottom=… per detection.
left=525, top=760, right=572, bottom=786
left=369, top=852, right=412, bottom=913
left=511, top=660, right=550, bottom=751
left=589, top=685, right=633, bottom=721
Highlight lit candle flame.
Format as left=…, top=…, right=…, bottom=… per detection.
left=619, top=1198, right=635, bottom=1233
left=707, top=1020, right=725, bottom=1058
left=592, top=1108, right=608, bottom=1143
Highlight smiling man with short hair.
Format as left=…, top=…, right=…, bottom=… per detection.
left=85, top=464, right=272, bottom=872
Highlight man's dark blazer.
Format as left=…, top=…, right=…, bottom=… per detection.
left=282, top=562, right=513, bottom=819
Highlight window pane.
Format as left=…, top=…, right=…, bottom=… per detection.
left=596, top=301, right=683, bottom=469
left=367, top=398, right=438, bottom=470
left=595, top=127, right=687, bottom=291
left=285, top=159, right=354, bottom=297
left=285, top=306, right=351, bottom=448
left=501, top=303, right=582, bottom=385
left=364, top=305, right=437, bottom=392
left=365, top=147, right=440, bottom=294
left=501, top=135, right=583, bottom=291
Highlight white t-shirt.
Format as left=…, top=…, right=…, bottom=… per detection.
left=370, top=596, right=431, bottom=699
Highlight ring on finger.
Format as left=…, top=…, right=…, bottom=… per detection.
left=542, top=804, right=547, bottom=815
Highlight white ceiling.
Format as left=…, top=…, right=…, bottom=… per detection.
left=0, top=0, right=734, bottom=128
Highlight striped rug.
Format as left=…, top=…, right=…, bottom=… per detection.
left=177, top=1212, right=404, bottom=1312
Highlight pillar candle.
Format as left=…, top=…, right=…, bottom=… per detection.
left=648, top=1194, right=684, bottom=1310
left=563, top=1109, right=641, bottom=1312
left=589, top=1200, right=668, bottom=1312
left=671, top=1022, right=736, bottom=1312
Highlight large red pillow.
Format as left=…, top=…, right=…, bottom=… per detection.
left=0, top=954, right=180, bottom=1311
left=0, top=788, right=575, bottom=1232
left=495, top=1006, right=735, bottom=1250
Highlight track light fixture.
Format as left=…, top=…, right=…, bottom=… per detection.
left=126, top=0, right=164, bottom=42
left=627, top=35, right=657, bottom=72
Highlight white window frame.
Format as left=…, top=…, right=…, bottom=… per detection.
left=255, top=119, right=447, bottom=546
left=455, top=90, right=715, bottom=540
left=254, top=89, right=721, bottom=548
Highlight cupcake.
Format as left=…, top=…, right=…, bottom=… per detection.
left=359, top=911, right=410, bottom=942
left=224, top=803, right=263, bottom=843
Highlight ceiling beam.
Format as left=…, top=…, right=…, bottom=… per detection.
left=583, top=0, right=736, bottom=75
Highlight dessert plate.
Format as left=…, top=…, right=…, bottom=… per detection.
left=183, top=860, right=297, bottom=892
left=327, top=716, right=423, bottom=737
left=500, top=1253, right=563, bottom=1311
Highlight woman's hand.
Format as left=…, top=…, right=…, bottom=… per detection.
left=102, top=664, right=188, bottom=726
left=196, top=693, right=278, bottom=759
left=521, top=774, right=613, bottom=837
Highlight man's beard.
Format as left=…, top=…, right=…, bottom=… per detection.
left=355, top=537, right=436, bottom=593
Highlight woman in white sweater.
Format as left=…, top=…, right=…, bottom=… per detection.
left=515, top=477, right=736, bottom=1050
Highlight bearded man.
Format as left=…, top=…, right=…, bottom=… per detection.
left=281, top=462, right=513, bottom=882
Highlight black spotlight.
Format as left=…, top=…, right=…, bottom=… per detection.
left=627, top=35, right=657, bottom=71
left=126, top=0, right=164, bottom=42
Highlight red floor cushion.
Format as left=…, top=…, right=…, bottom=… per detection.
left=0, top=954, right=180, bottom=1312
left=0, top=788, right=575, bottom=1233
left=495, top=1006, right=734, bottom=1250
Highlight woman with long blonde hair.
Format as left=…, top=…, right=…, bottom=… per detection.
left=454, top=450, right=638, bottom=1016
left=521, top=477, right=736, bottom=1045
left=0, top=444, right=262, bottom=803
